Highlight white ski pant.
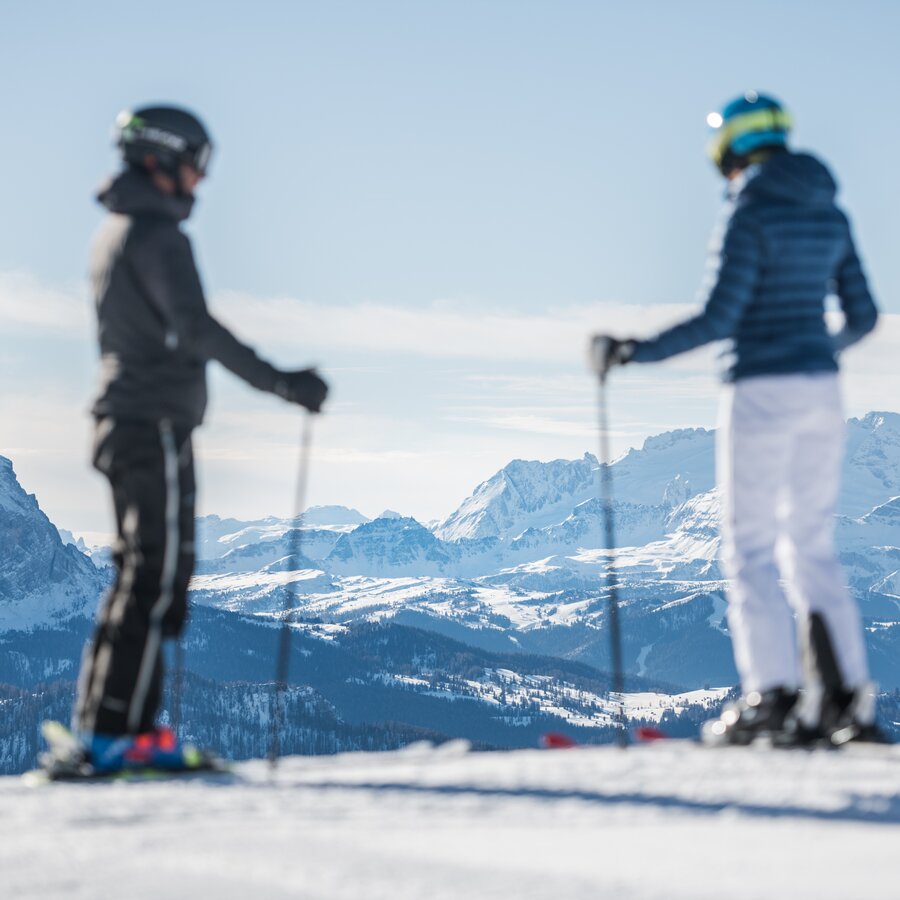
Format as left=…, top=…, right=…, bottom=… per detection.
left=717, top=372, right=869, bottom=694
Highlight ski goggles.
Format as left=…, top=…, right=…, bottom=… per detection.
left=190, top=141, right=213, bottom=176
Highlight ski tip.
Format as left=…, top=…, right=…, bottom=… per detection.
left=540, top=732, right=578, bottom=749
left=41, top=719, right=74, bottom=742
left=634, top=726, right=670, bottom=743
left=22, top=769, right=51, bottom=787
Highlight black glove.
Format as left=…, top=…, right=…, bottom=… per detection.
left=589, top=335, right=636, bottom=379
left=274, top=368, right=329, bottom=413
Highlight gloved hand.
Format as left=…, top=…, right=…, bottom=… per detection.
left=588, top=335, right=636, bottom=379
left=274, top=368, right=329, bottom=413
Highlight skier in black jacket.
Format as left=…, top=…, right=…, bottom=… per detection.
left=73, top=106, right=327, bottom=772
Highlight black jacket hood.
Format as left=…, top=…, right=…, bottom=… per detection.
left=735, top=152, right=838, bottom=207
left=91, top=165, right=279, bottom=429
left=96, top=167, right=194, bottom=221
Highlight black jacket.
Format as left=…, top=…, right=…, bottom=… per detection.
left=90, top=168, right=280, bottom=427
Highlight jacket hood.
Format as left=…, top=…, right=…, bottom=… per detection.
left=96, top=167, right=194, bottom=221
left=735, top=152, right=837, bottom=207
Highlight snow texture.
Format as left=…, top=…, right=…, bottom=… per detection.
left=2, top=742, right=899, bottom=900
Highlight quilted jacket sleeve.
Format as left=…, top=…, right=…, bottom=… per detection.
left=832, top=222, right=879, bottom=352
left=631, top=203, right=762, bottom=363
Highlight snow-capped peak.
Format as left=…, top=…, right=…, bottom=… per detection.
left=434, top=453, right=599, bottom=542
left=300, top=506, right=371, bottom=527
left=842, top=412, right=900, bottom=517
left=435, top=426, right=718, bottom=543
left=0, top=457, right=106, bottom=630
left=0, top=457, right=38, bottom=516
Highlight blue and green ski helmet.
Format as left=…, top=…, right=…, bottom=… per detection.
left=706, top=92, right=792, bottom=175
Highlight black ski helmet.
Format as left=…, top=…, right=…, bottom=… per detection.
left=115, top=105, right=213, bottom=176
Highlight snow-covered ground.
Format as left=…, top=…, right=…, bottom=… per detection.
left=3, top=741, right=898, bottom=900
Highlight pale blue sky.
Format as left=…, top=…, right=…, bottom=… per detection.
left=2, top=1, right=899, bottom=532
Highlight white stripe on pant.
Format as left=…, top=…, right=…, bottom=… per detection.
left=718, top=372, right=870, bottom=693
left=126, top=419, right=181, bottom=732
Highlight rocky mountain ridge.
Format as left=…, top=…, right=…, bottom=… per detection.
left=0, top=458, right=107, bottom=632
left=182, top=410, right=900, bottom=688
left=3, top=412, right=899, bottom=689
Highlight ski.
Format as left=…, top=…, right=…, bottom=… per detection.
left=540, top=732, right=579, bottom=749
left=28, top=720, right=231, bottom=785
left=23, top=761, right=233, bottom=786
left=539, top=726, right=897, bottom=753
left=634, top=725, right=897, bottom=755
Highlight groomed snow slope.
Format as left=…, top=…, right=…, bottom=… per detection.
left=3, top=742, right=899, bottom=900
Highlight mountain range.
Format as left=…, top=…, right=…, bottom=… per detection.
left=181, top=411, right=900, bottom=688
left=2, top=411, right=899, bottom=773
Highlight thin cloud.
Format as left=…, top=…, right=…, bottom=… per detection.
left=5, top=268, right=897, bottom=387
left=213, top=290, right=701, bottom=363
left=448, top=412, right=596, bottom=439
left=0, top=271, right=90, bottom=333
left=3, top=268, right=898, bottom=528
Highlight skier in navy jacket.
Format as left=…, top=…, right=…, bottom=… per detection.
left=72, top=106, right=328, bottom=773
left=591, top=93, right=881, bottom=745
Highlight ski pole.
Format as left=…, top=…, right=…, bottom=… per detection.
left=596, top=372, right=628, bottom=748
left=172, top=637, right=183, bottom=735
left=269, top=412, right=315, bottom=769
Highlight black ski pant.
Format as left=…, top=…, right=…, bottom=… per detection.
left=75, top=417, right=195, bottom=735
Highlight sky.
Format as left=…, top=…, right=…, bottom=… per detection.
left=1, top=0, right=899, bottom=535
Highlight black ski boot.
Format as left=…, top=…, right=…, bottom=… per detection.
left=701, top=687, right=798, bottom=746
left=781, top=614, right=892, bottom=746
left=827, top=684, right=890, bottom=746
left=775, top=682, right=890, bottom=747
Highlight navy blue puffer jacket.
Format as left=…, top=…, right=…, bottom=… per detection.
left=631, top=152, right=878, bottom=381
